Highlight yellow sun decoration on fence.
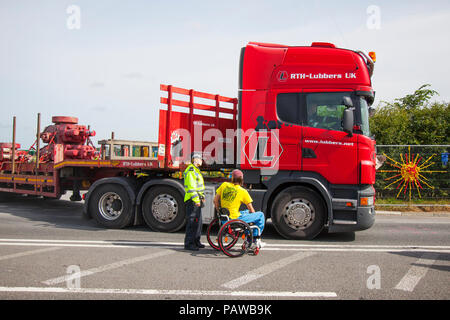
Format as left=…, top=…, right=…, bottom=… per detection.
left=378, top=146, right=447, bottom=201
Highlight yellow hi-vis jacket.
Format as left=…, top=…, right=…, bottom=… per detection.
left=183, top=164, right=205, bottom=204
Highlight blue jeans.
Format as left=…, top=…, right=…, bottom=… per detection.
left=238, top=210, right=265, bottom=237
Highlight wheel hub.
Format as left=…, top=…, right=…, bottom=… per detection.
left=283, top=198, right=315, bottom=230
left=98, top=192, right=123, bottom=221
left=152, top=194, right=178, bottom=223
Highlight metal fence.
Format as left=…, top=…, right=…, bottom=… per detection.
left=375, top=145, right=449, bottom=204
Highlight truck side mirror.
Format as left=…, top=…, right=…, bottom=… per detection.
left=342, top=97, right=354, bottom=136
left=343, top=109, right=354, bottom=136
left=342, top=96, right=353, bottom=108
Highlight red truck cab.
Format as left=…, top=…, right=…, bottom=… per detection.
left=238, top=42, right=376, bottom=238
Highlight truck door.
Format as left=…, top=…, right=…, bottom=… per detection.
left=301, top=91, right=358, bottom=185
left=271, top=91, right=302, bottom=171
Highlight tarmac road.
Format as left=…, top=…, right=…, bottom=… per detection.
left=0, top=194, right=448, bottom=301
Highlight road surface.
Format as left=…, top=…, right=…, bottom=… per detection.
left=0, top=194, right=448, bottom=300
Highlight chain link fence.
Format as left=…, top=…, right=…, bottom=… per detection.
left=375, top=145, right=449, bottom=206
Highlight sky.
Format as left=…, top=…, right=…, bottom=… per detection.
left=1, top=0, right=449, bottom=147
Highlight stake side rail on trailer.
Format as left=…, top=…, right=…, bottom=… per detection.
left=82, top=84, right=240, bottom=231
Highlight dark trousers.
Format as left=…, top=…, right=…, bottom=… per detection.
left=184, top=200, right=202, bottom=247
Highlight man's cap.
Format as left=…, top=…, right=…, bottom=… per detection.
left=231, top=169, right=244, bottom=179
left=191, top=152, right=202, bottom=160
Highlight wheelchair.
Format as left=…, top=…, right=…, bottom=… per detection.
left=206, top=208, right=261, bottom=258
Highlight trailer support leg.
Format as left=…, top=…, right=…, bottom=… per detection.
left=70, top=180, right=82, bottom=201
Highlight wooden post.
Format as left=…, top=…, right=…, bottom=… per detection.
left=35, top=113, right=41, bottom=174
left=164, top=85, right=173, bottom=168
left=87, top=125, right=90, bottom=146
left=189, top=89, right=194, bottom=159
left=11, top=116, right=16, bottom=175
left=233, top=99, right=238, bottom=127
left=215, top=94, right=220, bottom=128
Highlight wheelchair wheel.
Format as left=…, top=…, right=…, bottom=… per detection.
left=206, top=218, right=221, bottom=251
left=218, top=220, right=253, bottom=258
left=207, top=218, right=237, bottom=251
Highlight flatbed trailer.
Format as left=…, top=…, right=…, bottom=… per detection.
left=0, top=41, right=378, bottom=239
left=0, top=86, right=237, bottom=230
left=0, top=159, right=159, bottom=197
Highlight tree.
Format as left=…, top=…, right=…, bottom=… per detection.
left=371, top=85, right=449, bottom=200
left=370, top=84, right=449, bottom=145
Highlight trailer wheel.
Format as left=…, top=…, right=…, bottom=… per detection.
left=141, top=186, right=185, bottom=232
left=271, top=186, right=326, bottom=240
left=89, top=184, right=134, bottom=229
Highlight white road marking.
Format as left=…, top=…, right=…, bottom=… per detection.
left=222, top=252, right=315, bottom=289
left=1, top=238, right=449, bottom=248
left=0, top=242, right=448, bottom=253
left=261, top=248, right=450, bottom=253
left=0, top=241, right=182, bottom=249
left=264, top=243, right=450, bottom=248
left=42, top=250, right=173, bottom=286
left=0, top=239, right=144, bottom=243
left=0, top=247, right=61, bottom=261
left=0, top=238, right=448, bottom=253
left=394, top=252, right=440, bottom=292
left=0, top=286, right=337, bottom=298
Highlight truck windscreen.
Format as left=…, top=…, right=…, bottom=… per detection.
left=276, top=91, right=371, bottom=136
left=359, top=97, right=371, bottom=137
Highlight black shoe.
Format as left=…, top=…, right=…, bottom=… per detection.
left=184, top=245, right=199, bottom=251
left=196, top=243, right=205, bottom=249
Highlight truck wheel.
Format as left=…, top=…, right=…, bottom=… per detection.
left=88, top=184, right=135, bottom=229
left=141, top=186, right=185, bottom=232
left=271, top=186, right=326, bottom=240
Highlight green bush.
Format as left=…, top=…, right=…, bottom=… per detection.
left=371, top=85, right=449, bottom=201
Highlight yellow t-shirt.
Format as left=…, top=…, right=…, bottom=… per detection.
left=216, top=182, right=253, bottom=219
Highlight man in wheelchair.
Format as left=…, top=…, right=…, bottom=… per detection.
left=213, top=169, right=266, bottom=249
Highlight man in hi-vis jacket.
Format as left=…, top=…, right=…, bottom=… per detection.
left=183, top=152, right=205, bottom=251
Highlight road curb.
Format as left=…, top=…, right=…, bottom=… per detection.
left=376, top=210, right=450, bottom=217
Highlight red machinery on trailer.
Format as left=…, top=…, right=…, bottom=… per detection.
left=0, top=41, right=377, bottom=239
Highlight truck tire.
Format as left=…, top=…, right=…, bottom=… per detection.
left=271, top=186, right=326, bottom=240
left=88, top=184, right=135, bottom=229
left=141, top=186, right=186, bottom=232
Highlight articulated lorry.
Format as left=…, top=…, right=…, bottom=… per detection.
left=0, top=41, right=377, bottom=239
